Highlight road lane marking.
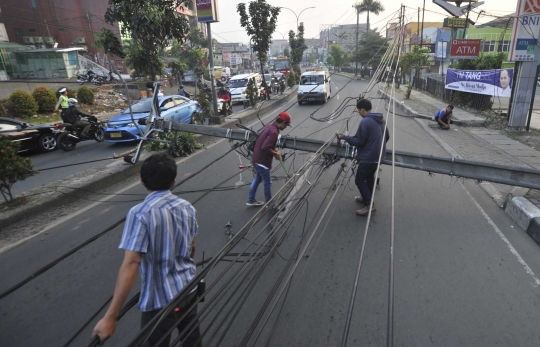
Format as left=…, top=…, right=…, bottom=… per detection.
left=460, top=181, right=540, bottom=287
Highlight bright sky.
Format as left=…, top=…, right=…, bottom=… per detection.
left=211, top=0, right=517, bottom=44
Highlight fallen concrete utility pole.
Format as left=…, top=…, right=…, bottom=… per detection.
left=155, top=120, right=540, bottom=189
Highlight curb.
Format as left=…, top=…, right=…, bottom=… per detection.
left=377, top=89, right=486, bottom=127
left=414, top=118, right=462, bottom=159
left=0, top=87, right=298, bottom=231
left=412, top=102, right=540, bottom=247
left=505, top=195, right=540, bottom=247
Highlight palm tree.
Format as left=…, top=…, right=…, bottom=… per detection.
left=355, top=0, right=385, bottom=32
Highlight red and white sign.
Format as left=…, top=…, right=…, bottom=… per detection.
left=509, top=0, right=540, bottom=61
left=450, top=39, right=481, bottom=59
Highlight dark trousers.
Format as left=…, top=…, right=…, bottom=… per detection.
left=141, top=292, right=202, bottom=347
left=438, top=115, right=454, bottom=128
left=355, top=163, right=379, bottom=206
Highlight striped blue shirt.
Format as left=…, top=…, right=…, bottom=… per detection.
left=119, top=190, right=198, bottom=312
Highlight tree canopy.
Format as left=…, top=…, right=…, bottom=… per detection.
left=288, top=23, right=308, bottom=68
left=329, top=44, right=348, bottom=71
left=237, top=0, right=280, bottom=70
left=355, top=30, right=389, bottom=67
left=355, top=0, right=385, bottom=32
left=103, top=0, right=192, bottom=79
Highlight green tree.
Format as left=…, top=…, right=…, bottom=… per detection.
left=288, top=22, right=307, bottom=69
left=326, top=55, right=335, bottom=66
left=354, top=0, right=385, bottom=32
left=308, top=56, right=316, bottom=64
left=283, top=48, right=290, bottom=57
left=329, top=44, right=346, bottom=72
left=94, top=28, right=126, bottom=59
left=103, top=0, right=192, bottom=80
left=195, top=89, right=212, bottom=124
left=354, top=30, right=389, bottom=67
left=237, top=0, right=281, bottom=91
left=244, top=77, right=259, bottom=107
left=0, top=136, right=36, bottom=203
left=399, top=45, right=431, bottom=83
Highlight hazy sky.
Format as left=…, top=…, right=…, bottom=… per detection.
left=210, top=0, right=517, bottom=44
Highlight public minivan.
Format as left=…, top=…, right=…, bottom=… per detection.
left=214, top=66, right=231, bottom=81
left=227, top=73, right=262, bottom=103
left=297, top=71, right=331, bottom=105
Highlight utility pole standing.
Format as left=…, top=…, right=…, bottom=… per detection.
left=355, top=5, right=360, bottom=76
left=206, top=24, right=219, bottom=123
left=420, top=0, right=426, bottom=46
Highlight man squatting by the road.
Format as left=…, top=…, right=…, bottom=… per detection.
left=92, top=153, right=202, bottom=347
left=338, top=99, right=389, bottom=216
left=434, top=105, right=454, bottom=130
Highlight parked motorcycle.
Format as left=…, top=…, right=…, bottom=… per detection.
left=57, top=115, right=105, bottom=151
left=77, top=73, right=104, bottom=86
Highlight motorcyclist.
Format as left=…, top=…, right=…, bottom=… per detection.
left=217, top=86, right=232, bottom=115
left=178, top=85, right=191, bottom=98
left=63, top=98, right=92, bottom=138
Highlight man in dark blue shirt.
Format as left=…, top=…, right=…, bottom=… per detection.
left=338, top=99, right=388, bottom=216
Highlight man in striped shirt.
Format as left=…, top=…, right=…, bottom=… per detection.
left=92, top=154, right=201, bottom=346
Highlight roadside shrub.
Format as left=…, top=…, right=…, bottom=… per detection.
left=0, top=101, right=6, bottom=117
left=195, top=90, right=212, bottom=123
left=287, top=72, right=296, bottom=88
left=245, top=78, right=259, bottom=107
left=32, top=87, right=57, bottom=113
left=146, top=132, right=202, bottom=157
left=0, top=136, right=37, bottom=203
left=77, top=86, right=95, bottom=105
left=8, top=90, right=38, bottom=117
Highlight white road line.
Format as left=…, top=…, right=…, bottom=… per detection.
left=460, top=181, right=540, bottom=287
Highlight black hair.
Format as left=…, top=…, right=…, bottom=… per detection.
left=140, top=154, right=177, bottom=191
left=447, top=104, right=454, bottom=109
left=356, top=98, right=372, bottom=112
left=276, top=117, right=285, bottom=124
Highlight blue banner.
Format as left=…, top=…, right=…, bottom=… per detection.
left=445, top=68, right=514, bottom=98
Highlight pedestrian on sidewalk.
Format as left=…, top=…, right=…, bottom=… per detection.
left=338, top=99, right=388, bottom=216
left=246, top=112, right=292, bottom=206
left=434, top=105, right=454, bottom=129
left=92, top=154, right=202, bottom=347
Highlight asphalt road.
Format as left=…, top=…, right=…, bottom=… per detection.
left=2, top=75, right=540, bottom=347
left=16, top=140, right=136, bottom=196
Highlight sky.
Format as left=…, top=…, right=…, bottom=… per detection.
left=210, top=0, right=518, bottom=44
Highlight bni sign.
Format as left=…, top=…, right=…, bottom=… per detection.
left=197, top=0, right=220, bottom=23
left=450, top=39, right=481, bottom=59
left=509, top=0, right=540, bottom=61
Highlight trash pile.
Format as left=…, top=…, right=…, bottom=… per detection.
left=93, top=85, right=128, bottom=111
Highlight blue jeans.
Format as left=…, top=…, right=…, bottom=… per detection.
left=355, top=163, right=378, bottom=206
left=248, top=164, right=272, bottom=202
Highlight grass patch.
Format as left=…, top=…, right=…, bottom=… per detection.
left=24, top=113, right=62, bottom=124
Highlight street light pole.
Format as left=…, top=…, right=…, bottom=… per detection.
left=280, top=6, right=316, bottom=34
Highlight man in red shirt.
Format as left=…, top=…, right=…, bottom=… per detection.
left=247, top=112, right=291, bottom=206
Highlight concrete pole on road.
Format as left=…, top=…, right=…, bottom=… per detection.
left=206, top=23, right=220, bottom=123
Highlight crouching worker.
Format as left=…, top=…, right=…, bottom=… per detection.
left=434, top=105, right=454, bottom=129
left=92, top=153, right=202, bottom=347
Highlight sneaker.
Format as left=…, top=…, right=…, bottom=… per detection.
left=246, top=200, right=264, bottom=207
left=356, top=204, right=376, bottom=216
left=355, top=196, right=364, bottom=203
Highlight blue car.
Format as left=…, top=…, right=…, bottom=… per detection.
left=104, top=95, right=201, bottom=142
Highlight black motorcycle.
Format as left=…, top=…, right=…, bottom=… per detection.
left=77, top=73, right=103, bottom=86
left=57, top=116, right=105, bottom=151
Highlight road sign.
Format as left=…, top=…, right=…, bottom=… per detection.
left=197, top=0, right=220, bottom=23
left=509, top=0, right=540, bottom=61
left=443, top=17, right=469, bottom=28
left=450, top=39, right=481, bottom=59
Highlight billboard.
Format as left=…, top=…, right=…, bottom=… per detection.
left=509, top=0, right=540, bottom=61
left=197, top=0, right=220, bottom=23
left=450, top=39, right=481, bottom=59
left=445, top=68, right=514, bottom=98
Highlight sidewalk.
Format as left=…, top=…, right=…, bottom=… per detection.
left=385, top=85, right=540, bottom=244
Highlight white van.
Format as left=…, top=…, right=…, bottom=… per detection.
left=297, top=71, right=331, bottom=105
left=228, top=73, right=262, bottom=103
